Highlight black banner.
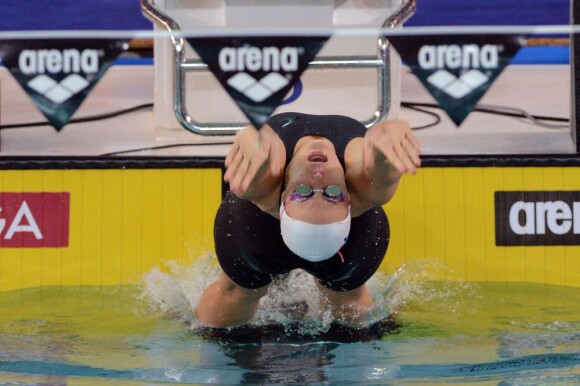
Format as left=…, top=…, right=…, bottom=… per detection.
left=389, top=34, right=526, bottom=126
left=187, top=36, right=328, bottom=129
left=495, top=191, right=580, bottom=246
left=0, top=39, right=128, bottom=131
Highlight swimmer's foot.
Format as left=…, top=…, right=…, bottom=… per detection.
left=279, top=300, right=309, bottom=320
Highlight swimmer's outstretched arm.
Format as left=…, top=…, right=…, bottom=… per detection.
left=346, top=119, right=421, bottom=215
left=224, top=125, right=285, bottom=205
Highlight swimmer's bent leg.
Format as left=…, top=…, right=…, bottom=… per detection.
left=213, top=192, right=294, bottom=289
left=310, top=207, right=390, bottom=324
left=314, top=206, right=390, bottom=292
left=197, top=193, right=293, bottom=327
left=196, top=272, right=269, bottom=327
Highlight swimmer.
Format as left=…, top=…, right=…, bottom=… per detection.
left=196, top=113, right=421, bottom=327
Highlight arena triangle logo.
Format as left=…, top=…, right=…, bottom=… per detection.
left=187, top=36, right=329, bottom=129
left=0, top=39, right=129, bottom=131
left=388, top=34, right=526, bottom=126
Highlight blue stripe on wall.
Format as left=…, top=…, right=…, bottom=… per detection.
left=512, top=46, right=570, bottom=64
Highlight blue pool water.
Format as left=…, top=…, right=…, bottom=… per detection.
left=0, top=258, right=578, bottom=385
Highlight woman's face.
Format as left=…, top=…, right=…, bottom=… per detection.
left=282, top=137, right=350, bottom=224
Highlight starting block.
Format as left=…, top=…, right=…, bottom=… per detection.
left=141, top=0, right=416, bottom=135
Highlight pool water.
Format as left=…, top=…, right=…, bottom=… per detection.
left=0, top=258, right=578, bottom=385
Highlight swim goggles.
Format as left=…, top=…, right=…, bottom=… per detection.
left=289, top=184, right=346, bottom=203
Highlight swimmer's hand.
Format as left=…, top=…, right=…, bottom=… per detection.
left=224, top=125, right=283, bottom=196
left=363, top=120, right=421, bottom=178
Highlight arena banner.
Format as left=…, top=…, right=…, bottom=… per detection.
left=495, top=191, right=580, bottom=246
left=0, top=39, right=128, bottom=131
left=187, top=36, right=328, bottom=129
left=388, top=34, right=526, bottom=125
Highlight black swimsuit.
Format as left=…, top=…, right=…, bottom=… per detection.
left=214, top=113, right=390, bottom=291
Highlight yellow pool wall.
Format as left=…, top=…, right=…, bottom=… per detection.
left=0, top=165, right=578, bottom=291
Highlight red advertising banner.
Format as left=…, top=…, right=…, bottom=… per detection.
left=0, top=192, right=70, bottom=248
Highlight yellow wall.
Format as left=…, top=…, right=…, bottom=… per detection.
left=385, top=166, right=580, bottom=287
left=0, top=166, right=578, bottom=291
left=0, top=168, right=222, bottom=291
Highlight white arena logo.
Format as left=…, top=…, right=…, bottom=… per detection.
left=419, top=44, right=502, bottom=99
left=19, top=49, right=100, bottom=75
left=19, top=49, right=101, bottom=104
left=218, top=46, right=299, bottom=72
left=509, top=200, right=580, bottom=235
left=219, top=46, right=300, bottom=103
left=418, top=44, right=500, bottom=70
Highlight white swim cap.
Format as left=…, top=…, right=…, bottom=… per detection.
left=280, top=202, right=351, bottom=262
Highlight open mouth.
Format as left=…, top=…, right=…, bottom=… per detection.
left=308, top=151, right=327, bottom=163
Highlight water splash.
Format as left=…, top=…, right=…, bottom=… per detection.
left=141, top=252, right=220, bottom=323
left=141, top=254, right=479, bottom=335
left=141, top=255, right=335, bottom=334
